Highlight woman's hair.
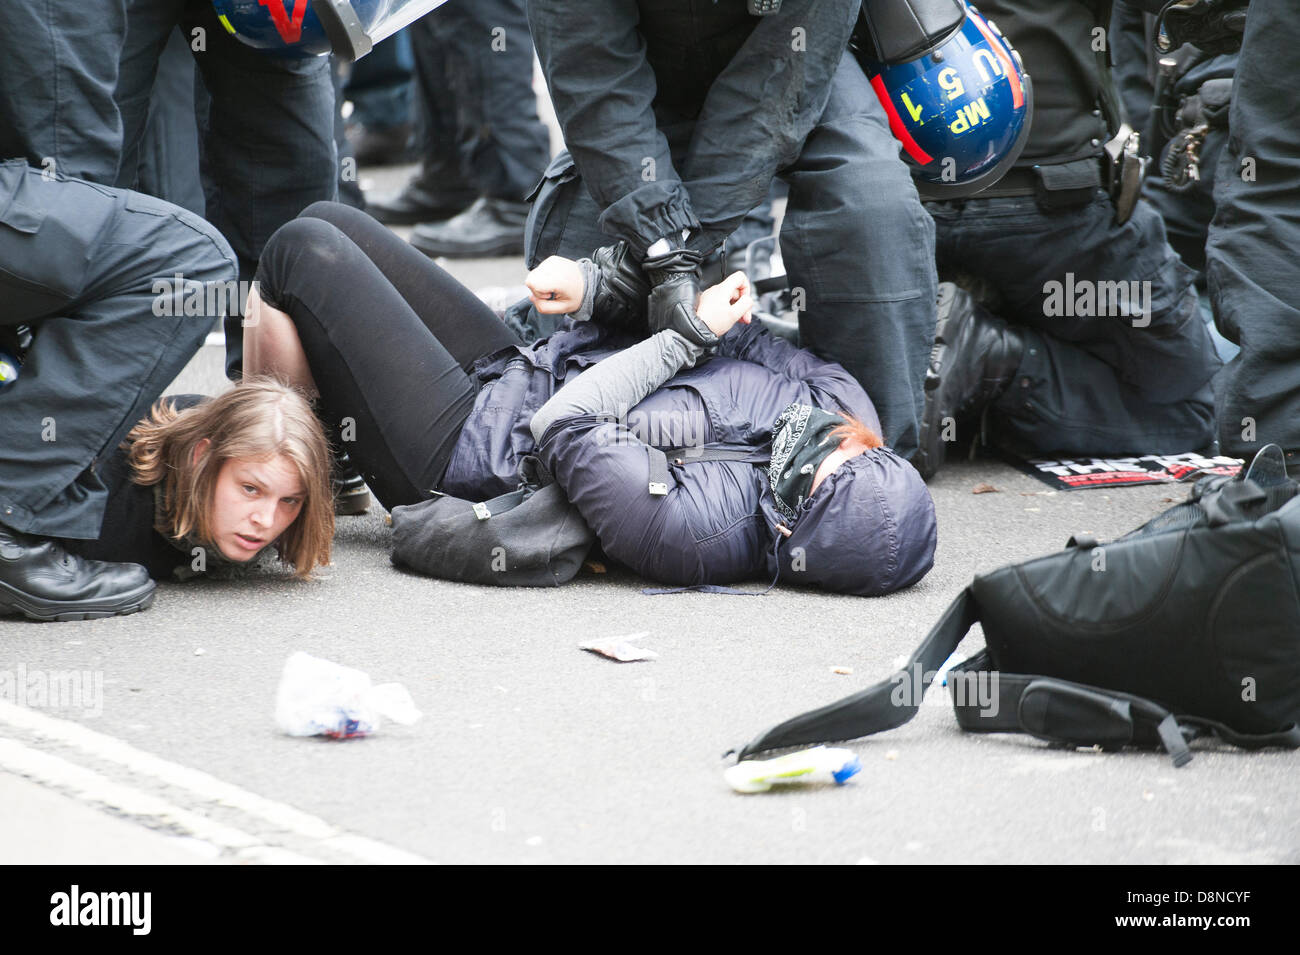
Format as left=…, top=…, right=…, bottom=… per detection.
left=125, top=377, right=333, bottom=578
left=830, top=413, right=884, bottom=450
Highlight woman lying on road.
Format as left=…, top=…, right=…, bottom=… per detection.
left=65, top=379, right=335, bottom=586
left=244, top=202, right=936, bottom=595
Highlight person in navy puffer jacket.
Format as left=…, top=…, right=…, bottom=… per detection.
left=246, top=202, right=937, bottom=596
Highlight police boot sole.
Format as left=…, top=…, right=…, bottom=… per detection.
left=408, top=232, right=525, bottom=259
left=0, top=578, right=157, bottom=622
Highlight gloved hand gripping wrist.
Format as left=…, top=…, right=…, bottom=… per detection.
left=643, top=247, right=718, bottom=349
left=588, top=241, right=651, bottom=331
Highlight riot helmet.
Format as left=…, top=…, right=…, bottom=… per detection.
left=210, top=0, right=448, bottom=60
left=851, top=0, right=1034, bottom=198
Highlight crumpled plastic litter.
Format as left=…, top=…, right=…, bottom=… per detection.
left=274, top=651, right=421, bottom=739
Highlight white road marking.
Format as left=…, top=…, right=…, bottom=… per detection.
left=0, top=740, right=320, bottom=863
left=0, top=700, right=433, bottom=864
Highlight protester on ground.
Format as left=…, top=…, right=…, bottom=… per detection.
left=66, top=379, right=334, bottom=584
left=245, top=202, right=937, bottom=596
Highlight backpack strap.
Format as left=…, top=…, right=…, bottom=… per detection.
left=733, top=587, right=978, bottom=758
left=948, top=664, right=1193, bottom=767
left=949, top=662, right=1300, bottom=767
left=1176, top=716, right=1300, bottom=751
left=470, top=454, right=556, bottom=518
left=645, top=444, right=772, bottom=497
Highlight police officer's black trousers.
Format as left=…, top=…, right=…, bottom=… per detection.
left=1205, top=0, right=1300, bottom=457
left=0, top=161, right=236, bottom=539
left=927, top=191, right=1219, bottom=455
left=408, top=0, right=551, bottom=203
left=0, top=0, right=338, bottom=381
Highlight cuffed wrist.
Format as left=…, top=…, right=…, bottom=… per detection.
left=572, top=258, right=599, bottom=322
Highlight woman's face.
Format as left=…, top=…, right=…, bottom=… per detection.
left=201, top=447, right=306, bottom=562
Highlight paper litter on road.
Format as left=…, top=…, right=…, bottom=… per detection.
left=579, top=633, right=658, bottom=662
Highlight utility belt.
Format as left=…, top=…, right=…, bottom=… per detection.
left=976, top=155, right=1105, bottom=206
left=967, top=120, right=1145, bottom=225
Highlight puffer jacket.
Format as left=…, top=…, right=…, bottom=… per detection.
left=440, top=318, right=936, bottom=593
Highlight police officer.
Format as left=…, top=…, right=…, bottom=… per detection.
left=917, top=0, right=1222, bottom=478
left=0, top=160, right=237, bottom=620
left=525, top=0, right=938, bottom=461
left=368, top=0, right=551, bottom=259
left=0, top=1, right=338, bottom=378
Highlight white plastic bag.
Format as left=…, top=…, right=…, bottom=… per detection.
left=274, top=652, right=422, bottom=739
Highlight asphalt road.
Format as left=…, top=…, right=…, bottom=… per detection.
left=1, top=166, right=1295, bottom=866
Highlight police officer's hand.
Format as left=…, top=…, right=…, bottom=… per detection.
left=526, top=256, right=586, bottom=314
left=696, top=271, right=754, bottom=339
left=645, top=247, right=716, bottom=347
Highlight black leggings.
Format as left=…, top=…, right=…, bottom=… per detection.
left=255, top=201, right=521, bottom=508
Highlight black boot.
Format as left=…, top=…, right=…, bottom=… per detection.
left=915, top=283, right=1024, bottom=480
left=408, top=197, right=529, bottom=258
left=366, top=176, right=476, bottom=226
left=332, top=449, right=372, bottom=517
left=0, top=528, right=155, bottom=621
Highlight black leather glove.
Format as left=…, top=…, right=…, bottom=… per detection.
left=590, top=241, right=650, bottom=332
left=643, top=247, right=718, bottom=349
left=1156, top=0, right=1248, bottom=56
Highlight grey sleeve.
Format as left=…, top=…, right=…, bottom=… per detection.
left=530, top=330, right=706, bottom=443
left=570, top=258, right=598, bottom=322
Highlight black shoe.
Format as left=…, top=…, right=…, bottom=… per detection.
left=408, top=197, right=529, bottom=258
left=347, top=122, right=416, bottom=167
left=366, top=178, right=477, bottom=226
left=0, top=529, right=155, bottom=621
left=332, top=450, right=372, bottom=516
left=915, top=283, right=1025, bottom=481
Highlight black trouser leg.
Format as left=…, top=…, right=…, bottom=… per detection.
left=0, top=1, right=128, bottom=181
left=1206, top=0, right=1300, bottom=457
left=0, top=164, right=236, bottom=539
left=929, top=193, right=1219, bottom=455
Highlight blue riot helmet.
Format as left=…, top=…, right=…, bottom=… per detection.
left=851, top=0, right=1033, bottom=198
left=210, top=0, right=449, bottom=60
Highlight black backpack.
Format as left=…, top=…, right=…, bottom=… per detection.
left=735, top=447, right=1300, bottom=767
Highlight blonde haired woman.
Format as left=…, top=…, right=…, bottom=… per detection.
left=11, top=378, right=336, bottom=620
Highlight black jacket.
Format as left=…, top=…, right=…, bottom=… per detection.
left=977, top=0, right=1113, bottom=165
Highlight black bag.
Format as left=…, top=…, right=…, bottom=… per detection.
left=736, top=447, right=1300, bottom=767
left=389, top=455, right=595, bottom=587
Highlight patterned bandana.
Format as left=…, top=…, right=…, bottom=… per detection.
left=768, top=402, right=844, bottom=524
